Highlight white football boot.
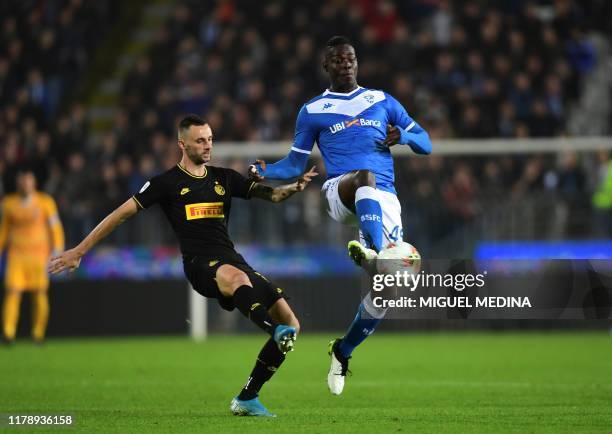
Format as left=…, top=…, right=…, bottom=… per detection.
left=327, top=338, right=351, bottom=395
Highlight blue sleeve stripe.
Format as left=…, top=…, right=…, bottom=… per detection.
left=291, top=146, right=311, bottom=155
left=405, top=121, right=416, bottom=132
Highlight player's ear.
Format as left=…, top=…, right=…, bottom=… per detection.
left=177, top=139, right=185, bottom=150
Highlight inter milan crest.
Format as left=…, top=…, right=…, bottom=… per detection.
left=214, top=181, right=225, bottom=196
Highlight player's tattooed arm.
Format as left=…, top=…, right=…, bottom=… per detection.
left=251, top=166, right=318, bottom=203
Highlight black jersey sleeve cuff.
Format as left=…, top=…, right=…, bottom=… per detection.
left=246, top=181, right=256, bottom=199
left=132, top=195, right=145, bottom=209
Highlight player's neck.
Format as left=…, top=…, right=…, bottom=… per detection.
left=179, top=158, right=206, bottom=177
left=18, top=191, right=34, bottom=202
left=329, top=83, right=359, bottom=94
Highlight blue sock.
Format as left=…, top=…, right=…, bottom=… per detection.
left=338, top=302, right=383, bottom=359
left=355, top=186, right=383, bottom=252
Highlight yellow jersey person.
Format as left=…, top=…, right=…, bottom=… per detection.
left=1, top=168, right=64, bottom=344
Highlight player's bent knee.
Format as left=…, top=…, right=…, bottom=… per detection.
left=268, top=298, right=300, bottom=333
left=216, top=265, right=251, bottom=297
left=338, top=170, right=378, bottom=210
left=281, top=314, right=300, bottom=334
left=291, top=318, right=300, bottom=334
left=354, top=170, right=376, bottom=188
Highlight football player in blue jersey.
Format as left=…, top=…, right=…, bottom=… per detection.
left=249, top=36, right=432, bottom=395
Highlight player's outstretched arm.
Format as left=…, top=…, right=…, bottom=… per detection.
left=249, top=149, right=310, bottom=181
left=48, top=198, right=139, bottom=274
left=249, top=105, right=315, bottom=181
left=250, top=166, right=318, bottom=203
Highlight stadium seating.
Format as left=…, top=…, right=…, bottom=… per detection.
left=1, top=0, right=611, bottom=251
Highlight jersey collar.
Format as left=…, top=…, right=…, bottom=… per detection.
left=177, top=163, right=207, bottom=179
left=323, top=86, right=363, bottom=97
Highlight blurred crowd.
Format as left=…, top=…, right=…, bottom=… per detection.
left=120, top=0, right=607, bottom=141
left=1, top=0, right=612, bottom=252
left=0, top=0, right=120, bottom=242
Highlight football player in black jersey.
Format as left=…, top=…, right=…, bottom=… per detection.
left=49, top=114, right=318, bottom=417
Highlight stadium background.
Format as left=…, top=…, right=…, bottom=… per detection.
left=2, top=0, right=611, bottom=335
left=3, top=0, right=611, bottom=252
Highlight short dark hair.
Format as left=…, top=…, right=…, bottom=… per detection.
left=326, top=36, right=352, bottom=48
left=179, top=114, right=206, bottom=132
left=15, top=163, right=34, bottom=175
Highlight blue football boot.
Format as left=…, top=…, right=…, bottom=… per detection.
left=230, top=396, right=276, bottom=417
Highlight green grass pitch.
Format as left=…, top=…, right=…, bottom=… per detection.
left=1, top=332, right=611, bottom=433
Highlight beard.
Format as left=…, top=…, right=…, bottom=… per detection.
left=186, top=148, right=208, bottom=165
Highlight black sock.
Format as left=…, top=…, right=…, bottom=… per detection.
left=238, top=338, right=286, bottom=400
left=232, top=285, right=278, bottom=335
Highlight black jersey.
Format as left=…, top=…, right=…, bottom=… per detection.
left=132, top=164, right=255, bottom=257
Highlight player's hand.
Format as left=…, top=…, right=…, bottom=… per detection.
left=248, top=159, right=266, bottom=182
left=295, top=166, right=319, bottom=191
left=48, top=248, right=82, bottom=274
left=381, top=124, right=401, bottom=147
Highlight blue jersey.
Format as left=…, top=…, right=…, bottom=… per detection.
left=259, top=86, right=431, bottom=194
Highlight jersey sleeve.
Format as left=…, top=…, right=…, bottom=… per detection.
left=43, top=195, right=65, bottom=252
left=385, top=93, right=432, bottom=155
left=0, top=199, right=10, bottom=252
left=257, top=105, right=313, bottom=179
left=42, top=195, right=59, bottom=219
left=227, top=169, right=256, bottom=199
left=132, top=175, right=167, bottom=210
left=292, top=105, right=317, bottom=154
left=385, top=93, right=418, bottom=131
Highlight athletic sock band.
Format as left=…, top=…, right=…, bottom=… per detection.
left=233, top=285, right=278, bottom=335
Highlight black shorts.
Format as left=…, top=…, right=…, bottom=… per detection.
left=183, top=253, right=286, bottom=311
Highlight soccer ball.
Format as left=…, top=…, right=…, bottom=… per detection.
left=376, top=241, right=421, bottom=275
